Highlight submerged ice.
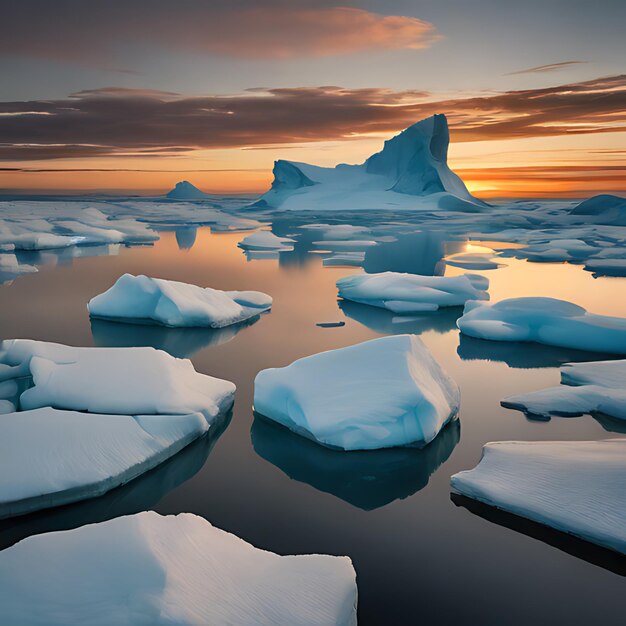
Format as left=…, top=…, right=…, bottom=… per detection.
left=88, top=273, right=272, bottom=329
left=254, top=335, right=460, bottom=450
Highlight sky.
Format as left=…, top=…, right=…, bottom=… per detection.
left=1, top=0, right=625, bottom=198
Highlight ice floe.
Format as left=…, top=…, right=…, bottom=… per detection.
left=238, top=230, right=295, bottom=251
left=0, top=253, right=37, bottom=284
left=337, top=271, right=489, bottom=314
left=88, top=274, right=272, bottom=329
left=502, top=359, right=626, bottom=422
left=451, top=439, right=626, bottom=554
left=457, top=297, right=626, bottom=354
left=0, top=340, right=235, bottom=419
left=0, top=511, right=358, bottom=625
left=0, top=408, right=209, bottom=519
left=254, top=335, right=459, bottom=450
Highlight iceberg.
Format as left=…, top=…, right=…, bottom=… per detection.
left=255, top=114, right=487, bottom=211
left=337, top=271, right=489, bottom=314
left=0, top=408, right=209, bottom=519
left=88, top=273, right=272, bottom=329
left=166, top=180, right=211, bottom=200
left=457, top=297, right=626, bottom=354
left=451, top=439, right=626, bottom=554
left=569, top=194, right=626, bottom=226
left=0, top=512, right=358, bottom=626
left=501, top=359, right=626, bottom=422
left=254, top=335, right=460, bottom=450
left=0, top=339, right=235, bottom=420
left=238, top=230, right=295, bottom=251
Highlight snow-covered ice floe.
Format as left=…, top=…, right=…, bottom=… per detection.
left=0, top=408, right=209, bottom=519
left=237, top=230, right=295, bottom=251
left=337, top=271, right=489, bottom=314
left=88, top=273, right=272, bottom=329
left=0, top=339, right=235, bottom=419
left=444, top=252, right=504, bottom=270
left=502, top=359, right=626, bottom=421
left=451, top=439, right=626, bottom=555
left=254, top=335, right=459, bottom=450
left=0, top=340, right=235, bottom=518
left=0, top=511, right=358, bottom=626
left=457, top=297, right=626, bottom=354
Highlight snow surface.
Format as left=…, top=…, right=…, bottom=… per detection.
left=0, top=408, right=209, bottom=519
left=502, top=359, right=626, bottom=421
left=451, top=439, right=626, bottom=554
left=238, top=230, right=295, bottom=251
left=255, top=114, right=487, bottom=211
left=88, top=273, right=272, bottom=328
left=337, top=271, right=489, bottom=314
left=0, top=511, right=358, bottom=625
left=254, top=334, right=459, bottom=450
left=0, top=339, right=235, bottom=420
left=457, top=297, right=626, bottom=354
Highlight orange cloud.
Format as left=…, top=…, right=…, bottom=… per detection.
left=1, top=3, right=439, bottom=61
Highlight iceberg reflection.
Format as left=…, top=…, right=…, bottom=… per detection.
left=90, top=316, right=259, bottom=358
left=457, top=335, right=615, bottom=369
left=451, top=493, right=626, bottom=576
left=252, top=415, right=460, bottom=510
left=339, top=299, right=461, bottom=335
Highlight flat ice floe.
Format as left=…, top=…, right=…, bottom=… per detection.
left=88, top=273, right=272, bottom=328
left=0, top=339, right=235, bottom=419
left=237, top=230, right=295, bottom=251
left=0, top=511, right=358, bottom=626
left=457, top=297, right=626, bottom=354
left=337, top=271, right=489, bottom=314
left=451, top=439, right=626, bottom=554
left=502, top=359, right=626, bottom=421
left=0, top=408, right=209, bottom=519
left=254, top=335, right=460, bottom=450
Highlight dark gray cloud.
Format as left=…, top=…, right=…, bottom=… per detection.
left=506, top=61, right=588, bottom=75
left=0, top=75, right=624, bottom=160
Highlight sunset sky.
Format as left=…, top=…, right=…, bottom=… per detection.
left=1, top=0, right=624, bottom=198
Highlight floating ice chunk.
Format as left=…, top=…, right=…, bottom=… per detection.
left=322, top=252, right=365, bottom=267
left=502, top=359, right=626, bottom=421
left=0, top=511, right=358, bottom=625
left=88, top=274, right=272, bottom=329
left=584, top=258, right=626, bottom=277
left=457, top=297, right=626, bottom=354
left=238, top=230, right=295, bottom=251
left=337, top=271, right=489, bottom=314
left=254, top=335, right=460, bottom=450
left=445, top=252, right=504, bottom=270
left=313, top=239, right=378, bottom=252
left=0, top=408, right=209, bottom=519
left=451, top=439, right=626, bottom=554
left=299, top=223, right=370, bottom=240
left=1, top=340, right=235, bottom=420
left=10, top=232, right=75, bottom=250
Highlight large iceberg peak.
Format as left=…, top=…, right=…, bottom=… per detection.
left=256, top=114, right=485, bottom=211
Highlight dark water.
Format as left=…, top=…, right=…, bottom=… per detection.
left=1, top=226, right=625, bottom=625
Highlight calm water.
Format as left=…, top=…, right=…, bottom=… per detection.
left=1, top=225, right=625, bottom=625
